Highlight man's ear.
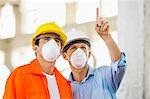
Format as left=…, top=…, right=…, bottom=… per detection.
left=33, top=45, right=39, bottom=53
left=62, top=52, right=68, bottom=60
left=88, top=50, right=91, bottom=58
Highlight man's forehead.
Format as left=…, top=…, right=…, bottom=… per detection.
left=71, top=42, right=88, bottom=47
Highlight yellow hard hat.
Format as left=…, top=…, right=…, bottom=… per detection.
left=32, top=22, right=67, bottom=47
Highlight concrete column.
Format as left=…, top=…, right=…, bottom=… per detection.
left=117, top=0, right=144, bottom=99
left=65, top=2, right=77, bottom=26
left=3, top=4, right=21, bottom=71
left=4, top=47, right=14, bottom=71
left=13, top=5, right=21, bottom=36
left=144, top=0, right=150, bottom=99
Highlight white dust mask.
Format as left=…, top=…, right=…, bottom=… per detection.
left=42, top=39, right=60, bottom=62
left=70, top=48, right=87, bottom=69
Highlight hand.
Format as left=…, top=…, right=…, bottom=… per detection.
left=95, top=8, right=110, bottom=40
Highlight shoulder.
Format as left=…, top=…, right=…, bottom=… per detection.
left=14, top=64, right=30, bottom=73
left=94, top=65, right=111, bottom=73
left=9, top=63, right=31, bottom=79
left=93, top=65, right=111, bottom=77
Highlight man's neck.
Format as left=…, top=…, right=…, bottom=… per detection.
left=71, top=65, right=89, bottom=83
left=37, top=57, right=55, bottom=75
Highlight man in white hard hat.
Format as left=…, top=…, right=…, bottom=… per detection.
left=62, top=8, right=127, bottom=99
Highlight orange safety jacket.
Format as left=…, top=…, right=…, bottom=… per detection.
left=3, top=59, right=72, bottom=99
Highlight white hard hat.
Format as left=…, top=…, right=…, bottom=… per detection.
left=63, top=29, right=91, bottom=52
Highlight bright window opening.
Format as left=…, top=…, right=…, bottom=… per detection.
left=21, top=0, right=66, bottom=34
left=101, top=0, right=118, bottom=17
left=0, top=3, right=16, bottom=39
left=0, top=65, right=10, bottom=99
left=11, top=46, right=35, bottom=68
left=76, top=0, right=118, bottom=24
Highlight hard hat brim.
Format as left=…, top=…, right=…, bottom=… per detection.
left=63, top=38, right=91, bottom=52
left=32, top=30, right=67, bottom=47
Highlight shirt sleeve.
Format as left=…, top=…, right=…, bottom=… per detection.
left=104, top=52, right=127, bottom=93
left=3, top=68, right=26, bottom=99
left=111, top=52, right=127, bottom=91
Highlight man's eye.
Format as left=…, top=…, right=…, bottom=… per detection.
left=71, top=47, right=76, bottom=50
left=55, top=38, right=60, bottom=43
left=81, top=47, right=86, bottom=50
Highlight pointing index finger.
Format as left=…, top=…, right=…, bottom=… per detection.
left=96, top=7, right=102, bottom=19
left=96, top=8, right=99, bottom=20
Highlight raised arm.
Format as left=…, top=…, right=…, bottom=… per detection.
left=95, top=8, right=121, bottom=62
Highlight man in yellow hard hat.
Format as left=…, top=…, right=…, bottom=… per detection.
left=3, top=22, right=72, bottom=99
left=62, top=8, right=127, bottom=99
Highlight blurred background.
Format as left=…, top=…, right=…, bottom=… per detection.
left=0, top=0, right=150, bottom=99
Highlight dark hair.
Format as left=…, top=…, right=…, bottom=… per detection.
left=35, top=38, right=40, bottom=46
left=63, top=39, right=91, bottom=52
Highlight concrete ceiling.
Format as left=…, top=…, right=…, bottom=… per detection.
left=0, top=0, right=19, bottom=6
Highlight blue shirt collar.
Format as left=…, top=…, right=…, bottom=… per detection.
left=69, top=65, right=94, bottom=83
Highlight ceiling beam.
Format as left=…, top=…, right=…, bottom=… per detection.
left=0, top=0, right=20, bottom=6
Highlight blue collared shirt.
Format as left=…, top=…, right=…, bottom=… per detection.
left=69, top=53, right=127, bottom=99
